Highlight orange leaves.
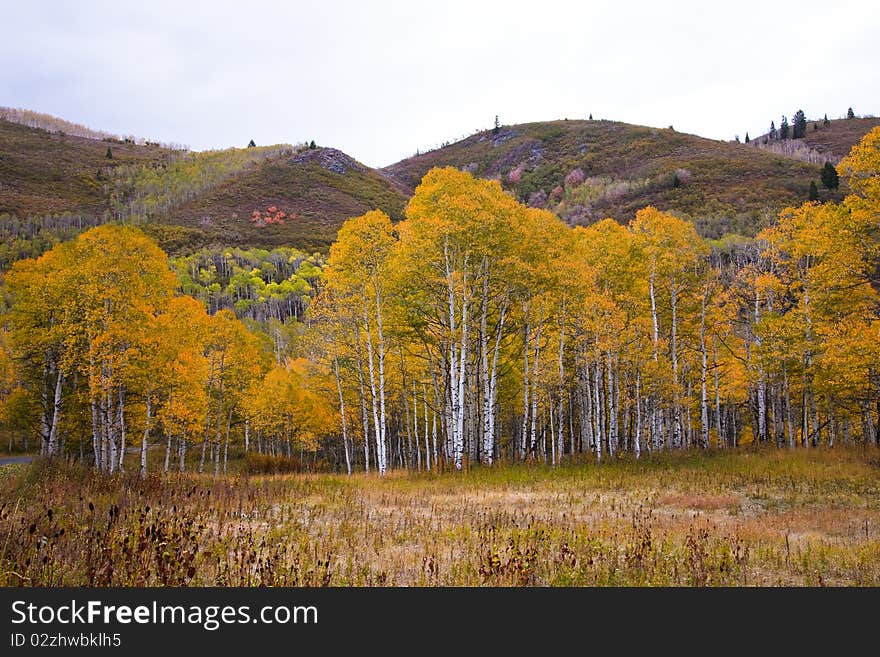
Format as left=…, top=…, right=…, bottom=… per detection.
left=250, top=206, right=294, bottom=227
left=326, top=209, right=396, bottom=292
left=630, top=205, right=709, bottom=273
left=242, top=358, right=331, bottom=452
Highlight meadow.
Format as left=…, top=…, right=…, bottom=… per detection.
left=2, top=446, right=879, bottom=587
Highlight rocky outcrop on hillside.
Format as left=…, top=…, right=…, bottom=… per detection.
left=290, top=147, right=364, bottom=174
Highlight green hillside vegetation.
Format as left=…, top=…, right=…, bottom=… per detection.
left=171, top=246, right=322, bottom=322
left=0, top=118, right=171, bottom=218
left=383, top=119, right=849, bottom=237
left=0, top=117, right=408, bottom=261
left=108, top=144, right=296, bottom=222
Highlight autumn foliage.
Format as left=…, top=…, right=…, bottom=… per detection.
left=0, top=128, right=879, bottom=476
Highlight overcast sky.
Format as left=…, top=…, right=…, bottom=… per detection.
left=2, top=0, right=878, bottom=167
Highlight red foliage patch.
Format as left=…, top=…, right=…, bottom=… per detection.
left=250, top=206, right=296, bottom=227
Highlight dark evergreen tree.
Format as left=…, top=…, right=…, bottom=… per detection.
left=769, top=120, right=777, bottom=140
left=847, top=107, right=855, bottom=119
left=821, top=161, right=839, bottom=190
left=823, top=113, right=830, bottom=126
left=808, top=180, right=819, bottom=201
left=779, top=116, right=789, bottom=139
left=309, top=140, right=317, bottom=149
left=745, top=132, right=750, bottom=143
left=105, top=147, right=113, bottom=159
left=813, top=123, right=818, bottom=131
left=589, top=113, right=593, bottom=120
left=247, top=139, right=256, bottom=148
left=792, top=110, right=807, bottom=138
left=493, top=115, right=500, bottom=135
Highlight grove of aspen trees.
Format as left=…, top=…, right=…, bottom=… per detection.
left=2, top=127, right=879, bottom=475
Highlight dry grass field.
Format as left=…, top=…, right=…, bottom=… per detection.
left=2, top=446, right=879, bottom=587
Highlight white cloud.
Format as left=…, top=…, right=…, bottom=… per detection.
left=1, top=0, right=877, bottom=166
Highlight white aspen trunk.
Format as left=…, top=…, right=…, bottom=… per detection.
left=521, top=315, right=531, bottom=460
left=635, top=369, right=642, bottom=458
left=582, top=353, right=594, bottom=452
left=529, top=321, right=543, bottom=458
left=401, top=363, right=414, bottom=470
left=606, top=350, right=616, bottom=457
left=713, top=335, right=723, bottom=448
left=755, top=289, right=767, bottom=443
left=90, top=395, right=101, bottom=470
left=771, top=382, right=782, bottom=448
left=454, top=266, right=469, bottom=470
left=40, top=361, right=50, bottom=457
left=164, top=430, right=172, bottom=473
left=140, top=397, right=151, bottom=479
left=106, top=390, right=117, bottom=475
left=467, top=369, right=478, bottom=464
left=430, top=368, right=441, bottom=467
left=373, top=275, right=388, bottom=474
left=355, top=342, right=370, bottom=473
left=214, top=359, right=225, bottom=477
left=98, top=390, right=112, bottom=471
left=809, top=389, right=819, bottom=447
left=685, top=377, right=693, bottom=449
left=244, top=419, right=250, bottom=452
left=593, top=361, right=602, bottom=463
left=444, top=345, right=455, bottom=461
left=117, top=387, right=126, bottom=471
left=557, top=304, right=566, bottom=464
left=700, top=294, right=710, bottom=449
left=621, top=370, right=630, bottom=453
left=479, top=259, right=492, bottom=465
left=222, top=404, right=233, bottom=475
left=649, top=269, right=659, bottom=352
left=424, top=386, right=431, bottom=471
left=413, top=382, right=421, bottom=472
left=444, top=240, right=464, bottom=470
left=199, top=432, right=207, bottom=473
left=649, top=268, right=662, bottom=451
left=47, top=368, right=64, bottom=457
left=333, top=353, right=352, bottom=475
left=179, top=434, right=186, bottom=472
left=363, top=294, right=385, bottom=475
left=670, top=279, right=682, bottom=449
left=783, top=363, right=794, bottom=449
left=432, top=406, right=439, bottom=468
left=484, top=288, right=507, bottom=465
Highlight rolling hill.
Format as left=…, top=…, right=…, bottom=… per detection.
left=157, top=146, right=407, bottom=253
left=2, top=109, right=878, bottom=266
left=0, top=118, right=407, bottom=259
left=383, top=118, right=871, bottom=237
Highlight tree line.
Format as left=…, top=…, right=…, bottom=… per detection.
left=0, top=128, right=878, bottom=475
